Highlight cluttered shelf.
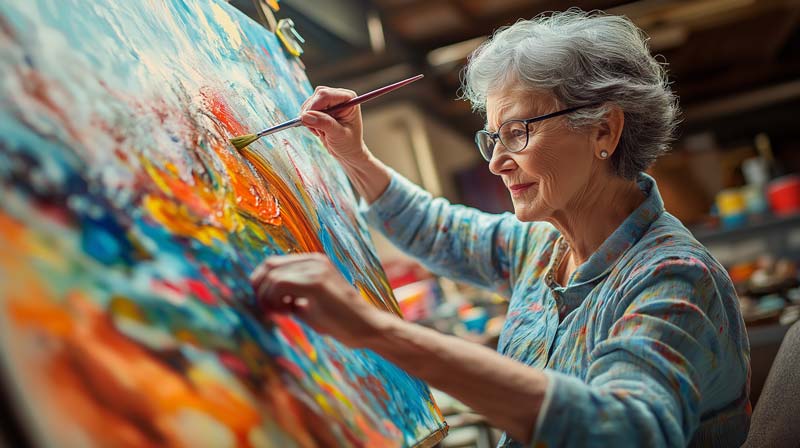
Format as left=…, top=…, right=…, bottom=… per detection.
left=690, top=211, right=800, bottom=333
left=690, top=212, right=800, bottom=246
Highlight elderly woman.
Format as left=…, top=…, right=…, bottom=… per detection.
left=250, top=10, right=750, bottom=447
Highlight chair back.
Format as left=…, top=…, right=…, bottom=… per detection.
left=743, top=321, right=800, bottom=447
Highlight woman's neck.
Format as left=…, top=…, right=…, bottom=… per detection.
left=547, top=174, right=645, bottom=268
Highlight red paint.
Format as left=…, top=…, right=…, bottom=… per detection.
left=37, top=202, right=73, bottom=226
left=186, top=278, right=217, bottom=305
left=200, top=266, right=233, bottom=297
left=316, top=174, right=336, bottom=206
left=200, top=86, right=246, bottom=136
left=154, top=279, right=182, bottom=294
left=218, top=351, right=249, bottom=376
left=273, top=315, right=314, bottom=356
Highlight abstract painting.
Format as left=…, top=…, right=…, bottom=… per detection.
left=0, top=0, right=446, bottom=446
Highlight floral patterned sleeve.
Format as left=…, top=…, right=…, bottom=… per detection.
left=361, top=169, right=552, bottom=296
left=532, top=255, right=750, bottom=447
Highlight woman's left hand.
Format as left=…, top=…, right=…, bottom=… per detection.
left=249, top=253, right=384, bottom=348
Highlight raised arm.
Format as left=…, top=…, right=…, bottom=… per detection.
left=299, top=86, right=390, bottom=203
left=300, top=87, right=551, bottom=293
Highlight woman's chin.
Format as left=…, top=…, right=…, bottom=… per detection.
left=512, top=204, right=544, bottom=222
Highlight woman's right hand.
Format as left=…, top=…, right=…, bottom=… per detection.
left=299, top=86, right=391, bottom=203
left=300, top=87, right=368, bottom=164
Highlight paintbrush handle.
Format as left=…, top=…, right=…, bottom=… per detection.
left=254, top=74, right=423, bottom=138
left=322, top=74, right=424, bottom=115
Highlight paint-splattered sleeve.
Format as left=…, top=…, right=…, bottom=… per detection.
left=361, top=169, right=549, bottom=295
left=531, top=256, right=749, bottom=447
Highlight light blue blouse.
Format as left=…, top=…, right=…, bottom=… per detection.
left=362, top=170, right=750, bottom=447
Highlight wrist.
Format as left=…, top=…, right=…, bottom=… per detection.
left=334, top=141, right=372, bottom=167
left=359, top=306, right=397, bottom=350
left=337, top=148, right=390, bottom=203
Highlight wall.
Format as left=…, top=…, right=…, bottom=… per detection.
left=362, top=101, right=479, bottom=262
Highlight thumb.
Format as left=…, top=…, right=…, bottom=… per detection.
left=301, top=111, right=346, bottom=137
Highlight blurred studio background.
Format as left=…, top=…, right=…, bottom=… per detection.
left=234, top=0, right=800, bottom=445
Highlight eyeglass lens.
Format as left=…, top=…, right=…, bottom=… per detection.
left=476, top=120, right=529, bottom=161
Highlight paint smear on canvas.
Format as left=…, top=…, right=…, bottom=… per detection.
left=0, top=1, right=445, bottom=447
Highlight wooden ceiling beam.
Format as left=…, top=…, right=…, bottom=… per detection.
left=382, top=0, right=631, bottom=51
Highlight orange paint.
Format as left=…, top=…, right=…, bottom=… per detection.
left=273, top=314, right=316, bottom=362
left=0, top=210, right=27, bottom=241
left=242, top=149, right=323, bottom=253
left=8, top=298, right=74, bottom=337
left=199, top=87, right=282, bottom=224
left=354, top=414, right=402, bottom=448
left=134, top=89, right=283, bottom=233
left=8, top=290, right=263, bottom=447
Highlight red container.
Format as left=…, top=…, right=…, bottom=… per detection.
left=767, top=175, right=800, bottom=216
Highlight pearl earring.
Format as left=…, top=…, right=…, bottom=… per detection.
left=599, top=150, right=609, bottom=159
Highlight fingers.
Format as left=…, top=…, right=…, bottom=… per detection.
left=301, top=87, right=356, bottom=114
left=250, top=253, right=325, bottom=280
left=249, top=253, right=330, bottom=313
left=300, top=110, right=347, bottom=136
left=253, top=270, right=307, bottom=314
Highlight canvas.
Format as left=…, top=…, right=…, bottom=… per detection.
left=0, top=0, right=446, bottom=446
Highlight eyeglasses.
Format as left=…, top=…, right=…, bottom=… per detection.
left=474, top=104, right=596, bottom=161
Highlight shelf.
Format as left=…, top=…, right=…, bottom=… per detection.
left=688, top=213, right=800, bottom=265
left=691, top=213, right=800, bottom=246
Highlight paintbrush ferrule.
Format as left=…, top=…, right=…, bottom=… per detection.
left=257, top=117, right=302, bottom=138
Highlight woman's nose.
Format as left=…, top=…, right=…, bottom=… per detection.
left=488, top=143, right=516, bottom=175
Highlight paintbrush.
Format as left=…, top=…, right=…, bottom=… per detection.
left=230, top=74, right=424, bottom=150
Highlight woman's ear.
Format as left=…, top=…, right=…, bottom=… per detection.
left=594, top=105, right=624, bottom=159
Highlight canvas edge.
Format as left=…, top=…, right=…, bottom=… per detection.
left=413, top=422, right=450, bottom=448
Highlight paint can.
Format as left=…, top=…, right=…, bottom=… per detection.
left=716, top=187, right=747, bottom=228
left=767, top=175, right=800, bottom=216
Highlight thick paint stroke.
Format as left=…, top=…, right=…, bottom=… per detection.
left=0, top=0, right=445, bottom=447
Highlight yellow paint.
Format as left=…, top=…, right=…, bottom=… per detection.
left=313, top=392, right=333, bottom=415
left=311, top=371, right=354, bottom=412
left=142, top=194, right=227, bottom=245
left=211, top=3, right=242, bottom=48
left=174, top=328, right=200, bottom=345
left=109, top=296, right=147, bottom=323
left=141, top=158, right=172, bottom=196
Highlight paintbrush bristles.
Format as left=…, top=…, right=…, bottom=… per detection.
left=230, top=133, right=259, bottom=151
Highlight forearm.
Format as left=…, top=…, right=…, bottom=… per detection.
left=364, top=310, right=548, bottom=442
left=360, top=170, right=528, bottom=295
left=336, top=145, right=391, bottom=204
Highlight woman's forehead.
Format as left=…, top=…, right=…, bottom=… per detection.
left=485, top=87, right=555, bottom=128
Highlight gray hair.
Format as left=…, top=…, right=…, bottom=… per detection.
left=461, top=9, right=680, bottom=179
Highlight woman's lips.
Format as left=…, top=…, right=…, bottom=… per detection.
left=508, top=182, right=535, bottom=197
